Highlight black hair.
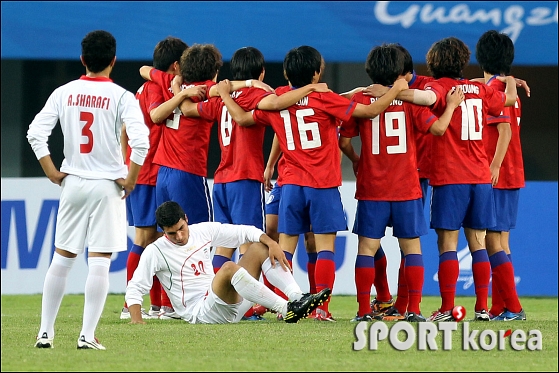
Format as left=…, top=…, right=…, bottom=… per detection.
left=230, top=47, right=265, bottom=80
left=365, top=44, right=405, bottom=86
left=155, top=201, right=185, bottom=229
left=81, top=30, right=116, bottom=73
left=475, top=30, right=515, bottom=75
left=283, top=45, right=322, bottom=87
left=153, top=36, right=188, bottom=72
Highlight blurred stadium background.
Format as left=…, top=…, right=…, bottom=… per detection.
left=1, top=1, right=557, bottom=296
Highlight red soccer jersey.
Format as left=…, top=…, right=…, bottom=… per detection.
left=409, top=73, right=435, bottom=180
left=484, top=78, right=525, bottom=189
left=149, top=69, right=215, bottom=177
left=339, top=92, right=434, bottom=201
left=197, top=87, right=273, bottom=183
left=252, top=86, right=356, bottom=188
left=425, top=77, right=506, bottom=186
left=124, top=80, right=164, bottom=185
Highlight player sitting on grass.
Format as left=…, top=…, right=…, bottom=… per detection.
left=125, top=201, right=330, bottom=324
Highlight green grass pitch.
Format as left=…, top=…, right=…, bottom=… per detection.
left=1, top=294, right=557, bottom=371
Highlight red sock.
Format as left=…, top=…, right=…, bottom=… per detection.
left=404, top=254, right=424, bottom=315
left=315, top=251, right=335, bottom=312
left=307, top=253, right=317, bottom=294
left=161, top=286, right=173, bottom=308
left=150, top=276, right=161, bottom=307
left=373, top=248, right=391, bottom=302
left=438, top=252, right=458, bottom=312
left=355, top=255, right=375, bottom=316
left=393, top=254, right=408, bottom=315
left=471, top=250, right=490, bottom=312
left=124, top=244, right=144, bottom=308
left=490, top=251, right=522, bottom=313
left=490, top=271, right=505, bottom=316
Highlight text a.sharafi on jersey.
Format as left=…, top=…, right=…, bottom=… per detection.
left=66, top=94, right=110, bottom=110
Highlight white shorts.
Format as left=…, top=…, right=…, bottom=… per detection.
left=54, top=175, right=127, bottom=254
left=191, top=286, right=242, bottom=324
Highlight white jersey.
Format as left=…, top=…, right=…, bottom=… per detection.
left=27, top=75, right=149, bottom=180
left=125, top=222, right=265, bottom=322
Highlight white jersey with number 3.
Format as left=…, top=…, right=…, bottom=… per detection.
left=125, top=222, right=265, bottom=322
left=27, top=76, right=149, bottom=179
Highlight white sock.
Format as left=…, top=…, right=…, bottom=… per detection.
left=38, top=253, right=75, bottom=339
left=79, top=257, right=110, bottom=341
left=231, top=268, right=288, bottom=315
left=233, top=298, right=255, bottom=322
left=261, top=257, right=303, bottom=301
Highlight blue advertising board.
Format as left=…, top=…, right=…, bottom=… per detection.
left=1, top=1, right=557, bottom=65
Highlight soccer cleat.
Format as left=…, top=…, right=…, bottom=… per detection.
left=148, top=305, right=161, bottom=317
left=474, top=309, right=491, bottom=321
left=241, top=314, right=266, bottom=321
left=405, top=312, right=427, bottom=322
left=158, top=306, right=181, bottom=320
left=283, top=288, right=331, bottom=323
left=120, top=307, right=156, bottom=320
left=34, top=332, right=53, bottom=348
left=311, top=308, right=336, bottom=322
left=373, top=306, right=405, bottom=321
left=370, top=297, right=395, bottom=317
left=350, top=313, right=374, bottom=322
left=427, top=310, right=455, bottom=322
left=491, top=309, right=526, bottom=321
left=77, top=335, right=106, bottom=350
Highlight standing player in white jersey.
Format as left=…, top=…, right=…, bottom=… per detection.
left=27, top=30, right=150, bottom=350
left=125, top=201, right=331, bottom=324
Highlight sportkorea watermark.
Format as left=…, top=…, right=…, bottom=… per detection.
left=353, top=321, right=542, bottom=351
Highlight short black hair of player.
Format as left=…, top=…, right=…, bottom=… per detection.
left=155, top=201, right=186, bottom=230
left=475, top=30, right=515, bottom=75
left=81, top=30, right=116, bottom=73
left=283, top=46, right=322, bottom=88
left=153, top=37, right=188, bottom=72
left=180, top=44, right=223, bottom=83
left=230, top=47, right=265, bottom=80
left=365, top=44, right=406, bottom=86
left=426, top=37, right=471, bottom=79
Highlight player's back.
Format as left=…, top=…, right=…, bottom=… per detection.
left=425, top=77, right=505, bottom=186
left=150, top=69, right=215, bottom=176
left=410, top=73, right=435, bottom=180
left=253, top=87, right=355, bottom=188
left=201, top=87, right=270, bottom=183
left=31, top=76, right=144, bottom=180
left=341, top=91, right=431, bottom=201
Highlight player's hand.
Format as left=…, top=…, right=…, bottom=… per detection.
left=362, top=84, right=390, bottom=97
left=490, top=163, right=500, bottom=186
left=447, top=86, right=465, bottom=108
left=182, top=85, right=207, bottom=101
left=47, top=170, right=68, bottom=186
left=268, top=241, right=291, bottom=272
left=115, top=178, right=135, bottom=199
left=393, top=78, right=409, bottom=92
left=310, top=83, right=331, bottom=93
left=263, top=166, right=275, bottom=192
left=514, top=78, right=530, bottom=97
left=251, top=80, right=275, bottom=93
left=216, top=79, right=231, bottom=97
left=129, top=319, right=146, bottom=325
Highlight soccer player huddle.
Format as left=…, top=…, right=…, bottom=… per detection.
left=28, top=29, right=526, bottom=350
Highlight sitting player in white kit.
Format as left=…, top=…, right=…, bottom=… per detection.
left=125, top=201, right=330, bottom=324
